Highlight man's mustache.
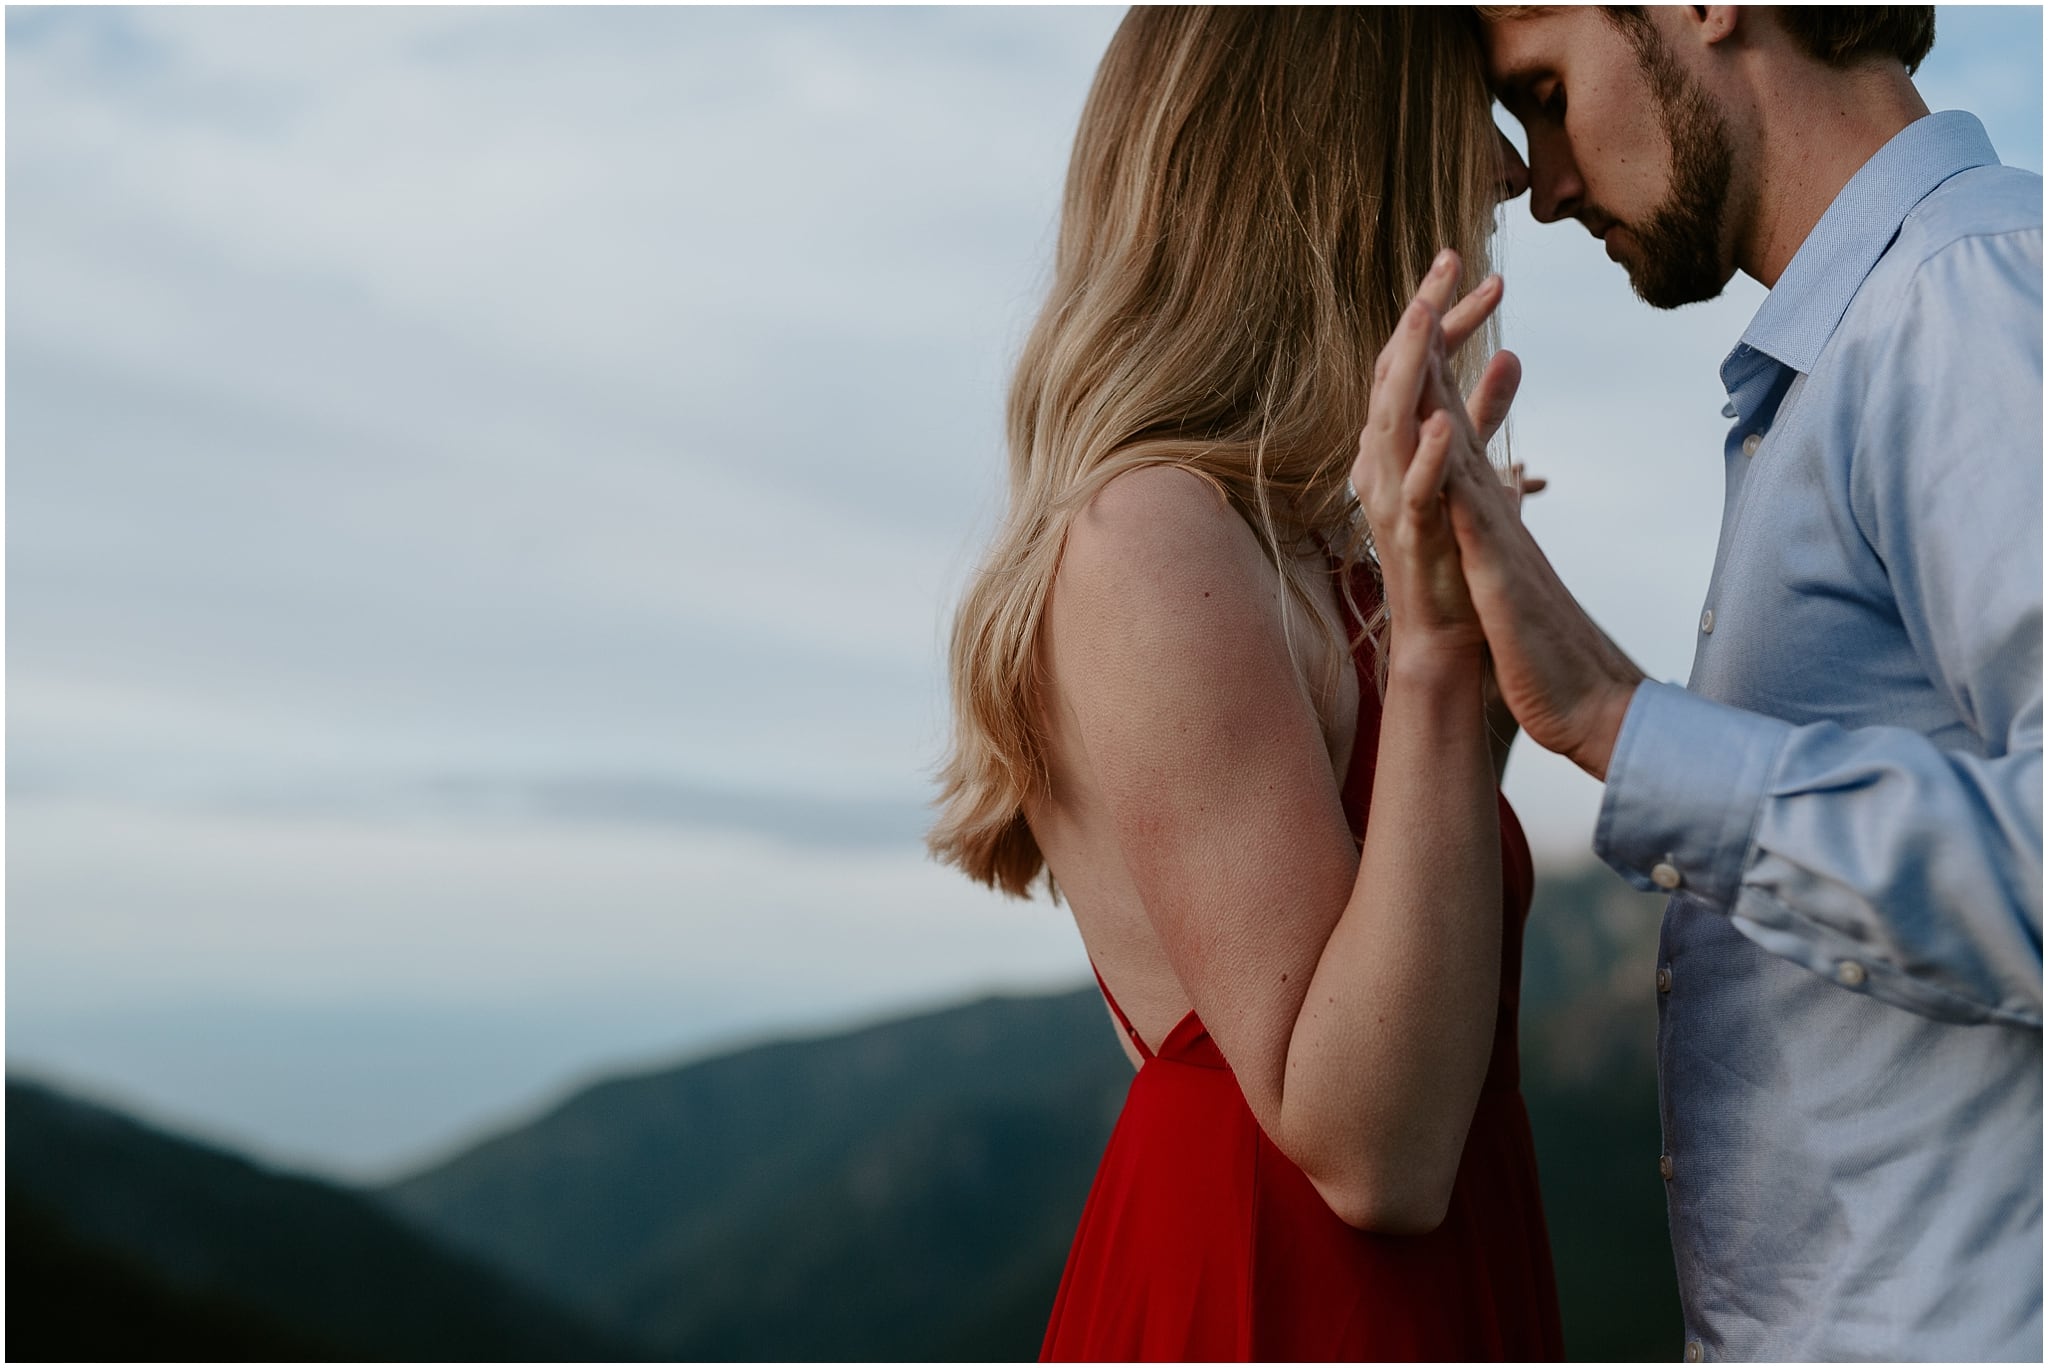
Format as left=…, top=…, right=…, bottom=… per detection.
left=1577, top=209, right=1620, bottom=239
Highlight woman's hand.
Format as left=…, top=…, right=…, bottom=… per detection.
left=1352, top=251, right=1519, bottom=667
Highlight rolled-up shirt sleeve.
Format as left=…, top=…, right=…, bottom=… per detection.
left=1596, top=229, right=2044, bottom=1030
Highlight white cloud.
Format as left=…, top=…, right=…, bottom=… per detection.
left=7, top=794, right=1085, bottom=1013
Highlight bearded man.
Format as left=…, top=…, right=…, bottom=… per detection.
left=1428, top=6, right=2041, bottom=1360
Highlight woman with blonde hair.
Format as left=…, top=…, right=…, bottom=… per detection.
left=931, top=7, right=1563, bottom=1359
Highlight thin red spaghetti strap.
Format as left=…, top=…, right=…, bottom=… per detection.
left=1090, top=962, right=1154, bottom=1061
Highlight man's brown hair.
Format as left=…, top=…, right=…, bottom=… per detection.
left=1596, top=7, right=1937, bottom=75
left=1771, top=7, right=1935, bottom=74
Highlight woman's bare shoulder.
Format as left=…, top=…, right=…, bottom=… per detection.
left=1056, top=465, right=1274, bottom=619
left=1047, top=465, right=1303, bottom=735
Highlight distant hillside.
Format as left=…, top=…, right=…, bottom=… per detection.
left=377, top=987, right=1133, bottom=1360
left=380, top=863, right=1679, bottom=1361
left=4, top=1076, right=641, bottom=1362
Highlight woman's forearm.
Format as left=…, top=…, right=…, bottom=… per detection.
left=1278, top=643, right=1505, bottom=1232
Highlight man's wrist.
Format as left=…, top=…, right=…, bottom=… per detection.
left=1575, top=675, right=1643, bottom=782
left=1593, top=682, right=1793, bottom=907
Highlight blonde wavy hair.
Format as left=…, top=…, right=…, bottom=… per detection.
left=931, top=6, right=1505, bottom=898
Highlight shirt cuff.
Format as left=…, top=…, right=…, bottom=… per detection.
left=1594, top=681, right=1795, bottom=906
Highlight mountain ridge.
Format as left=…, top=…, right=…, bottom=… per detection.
left=11, top=859, right=1679, bottom=1360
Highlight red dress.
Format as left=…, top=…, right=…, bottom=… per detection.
left=1041, top=563, right=1565, bottom=1362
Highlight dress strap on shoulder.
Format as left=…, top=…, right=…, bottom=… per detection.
left=1090, top=962, right=1153, bottom=1061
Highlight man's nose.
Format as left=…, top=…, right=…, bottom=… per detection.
left=1525, top=138, right=1584, bottom=225
left=1494, top=129, right=1530, bottom=204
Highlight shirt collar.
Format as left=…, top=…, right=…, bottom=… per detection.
left=1733, top=110, right=2000, bottom=379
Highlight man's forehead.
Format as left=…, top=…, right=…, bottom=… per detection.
left=1477, top=7, right=1576, bottom=90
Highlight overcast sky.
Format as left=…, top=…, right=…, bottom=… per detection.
left=7, top=5, right=2041, bottom=1181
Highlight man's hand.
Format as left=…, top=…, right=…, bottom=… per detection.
left=1441, top=440, right=1644, bottom=780
left=1361, top=253, right=1640, bottom=779
left=1422, top=334, right=1646, bottom=781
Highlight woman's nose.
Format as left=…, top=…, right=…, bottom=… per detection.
left=1495, top=128, right=1530, bottom=203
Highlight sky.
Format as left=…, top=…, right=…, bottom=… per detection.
left=7, top=5, right=2042, bottom=1182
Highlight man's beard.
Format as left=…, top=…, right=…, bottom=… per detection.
left=1612, top=25, right=1735, bottom=309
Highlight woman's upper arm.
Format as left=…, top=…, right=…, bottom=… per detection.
left=1047, top=466, right=1361, bottom=1126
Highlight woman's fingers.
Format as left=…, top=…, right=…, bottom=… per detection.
left=1440, top=272, right=1503, bottom=356
left=1421, top=324, right=1491, bottom=465
left=1402, top=251, right=1470, bottom=430
left=1466, top=348, right=1522, bottom=445
left=1358, top=252, right=1505, bottom=508
left=1416, top=248, right=1463, bottom=318
left=1403, top=410, right=1455, bottom=524
left=1361, top=295, right=1438, bottom=477
left=1381, top=251, right=1493, bottom=430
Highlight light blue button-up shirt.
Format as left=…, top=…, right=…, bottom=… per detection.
left=1595, top=111, right=2042, bottom=1361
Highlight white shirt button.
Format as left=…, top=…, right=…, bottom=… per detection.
left=1686, top=1339, right=1704, bottom=1362
left=1700, top=608, right=1715, bottom=634
left=1836, top=960, right=1868, bottom=988
left=1651, top=862, right=1682, bottom=891
left=1659, top=1153, right=1675, bottom=1181
left=1742, top=432, right=1763, bottom=456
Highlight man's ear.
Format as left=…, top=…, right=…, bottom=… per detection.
left=1698, top=6, right=1741, bottom=48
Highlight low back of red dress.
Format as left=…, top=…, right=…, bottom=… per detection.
left=1039, top=559, right=1564, bottom=1362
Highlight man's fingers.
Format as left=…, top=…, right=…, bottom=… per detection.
left=1467, top=348, right=1523, bottom=445
left=1446, top=469, right=1520, bottom=594
left=1445, top=424, right=1521, bottom=529
left=1441, top=272, right=1504, bottom=355
left=1504, top=464, right=1548, bottom=517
